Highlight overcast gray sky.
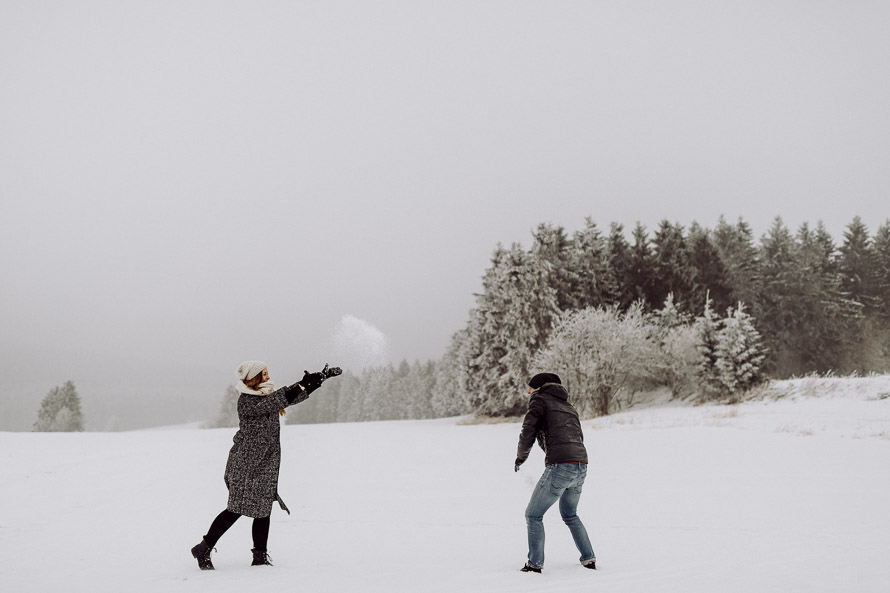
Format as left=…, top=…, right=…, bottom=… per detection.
left=2, top=1, right=889, bottom=396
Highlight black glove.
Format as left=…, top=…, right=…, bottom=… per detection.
left=300, top=363, right=342, bottom=395
left=300, top=371, right=324, bottom=393
left=320, top=363, right=343, bottom=380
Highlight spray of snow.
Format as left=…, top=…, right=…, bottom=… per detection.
left=330, top=314, right=390, bottom=372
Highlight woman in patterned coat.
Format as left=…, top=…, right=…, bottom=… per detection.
left=190, top=360, right=333, bottom=570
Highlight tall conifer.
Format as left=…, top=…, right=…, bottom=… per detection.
left=34, top=381, right=85, bottom=432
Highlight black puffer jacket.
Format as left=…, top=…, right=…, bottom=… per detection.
left=516, top=383, right=587, bottom=466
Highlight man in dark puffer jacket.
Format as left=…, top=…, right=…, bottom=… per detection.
left=515, top=372, right=596, bottom=573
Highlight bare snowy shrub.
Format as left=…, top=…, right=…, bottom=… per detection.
left=533, top=303, right=661, bottom=417
left=659, top=324, right=701, bottom=398
left=652, top=294, right=699, bottom=398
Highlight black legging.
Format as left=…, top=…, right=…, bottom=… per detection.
left=204, top=510, right=270, bottom=551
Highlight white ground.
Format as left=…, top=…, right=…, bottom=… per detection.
left=2, top=376, right=889, bottom=593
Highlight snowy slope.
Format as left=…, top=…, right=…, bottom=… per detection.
left=2, top=377, right=889, bottom=593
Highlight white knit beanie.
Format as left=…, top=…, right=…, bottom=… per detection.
left=237, top=360, right=267, bottom=382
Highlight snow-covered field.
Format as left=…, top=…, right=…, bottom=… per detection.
left=2, top=377, right=889, bottom=593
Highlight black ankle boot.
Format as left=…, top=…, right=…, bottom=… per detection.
left=251, top=548, right=273, bottom=566
left=190, top=539, right=215, bottom=570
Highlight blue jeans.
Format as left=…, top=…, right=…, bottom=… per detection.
left=525, top=463, right=595, bottom=569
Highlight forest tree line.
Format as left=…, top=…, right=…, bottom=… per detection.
left=211, top=215, right=890, bottom=427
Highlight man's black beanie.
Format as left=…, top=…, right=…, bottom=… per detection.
left=528, top=373, right=561, bottom=390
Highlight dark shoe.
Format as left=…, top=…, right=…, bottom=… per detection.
left=191, top=539, right=215, bottom=570
left=520, top=563, right=542, bottom=573
left=584, top=560, right=597, bottom=570
left=251, top=548, right=273, bottom=566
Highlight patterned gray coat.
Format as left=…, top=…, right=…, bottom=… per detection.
left=224, top=384, right=308, bottom=518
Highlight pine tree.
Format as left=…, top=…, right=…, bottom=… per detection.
left=335, top=372, right=364, bottom=422
left=756, top=217, right=801, bottom=376
left=651, top=220, right=692, bottom=309
left=628, top=222, right=655, bottom=306
left=570, top=218, right=614, bottom=310
left=430, top=328, right=474, bottom=417
left=693, top=297, right=723, bottom=399
left=463, top=243, right=559, bottom=416
left=531, top=223, right=578, bottom=312
left=606, top=223, right=635, bottom=309
left=794, top=221, right=863, bottom=373
left=712, top=216, right=761, bottom=317
left=411, top=360, right=438, bottom=419
left=388, top=359, right=417, bottom=421
left=838, top=217, right=879, bottom=311
left=33, top=381, right=85, bottom=432
left=715, top=303, right=767, bottom=396
left=364, top=365, right=397, bottom=420
left=211, top=385, right=241, bottom=427
left=319, top=372, right=344, bottom=422
left=836, top=217, right=883, bottom=371
left=686, top=222, right=733, bottom=314
left=871, top=221, right=890, bottom=369
left=874, top=221, right=890, bottom=322
left=653, top=292, right=690, bottom=330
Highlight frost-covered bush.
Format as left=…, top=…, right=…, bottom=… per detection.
left=534, top=303, right=661, bottom=417
left=653, top=294, right=699, bottom=398
left=659, top=324, right=701, bottom=398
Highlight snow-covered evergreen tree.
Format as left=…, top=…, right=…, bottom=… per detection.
left=413, top=360, right=438, bottom=419
left=651, top=220, right=692, bottom=309
left=712, top=216, right=761, bottom=311
left=430, top=328, right=474, bottom=417
left=315, top=374, right=343, bottom=423
left=694, top=297, right=724, bottom=399
left=33, top=380, right=85, bottom=432
left=872, top=221, right=890, bottom=368
left=570, top=218, right=615, bottom=310
left=464, top=243, right=559, bottom=416
left=797, top=221, right=864, bottom=373
left=210, top=385, right=240, bottom=428
left=836, top=217, right=886, bottom=372
left=686, top=222, right=733, bottom=314
left=628, top=222, right=655, bottom=307
left=531, top=223, right=578, bottom=312
left=606, top=222, right=635, bottom=309
left=715, top=303, right=767, bottom=395
left=653, top=292, right=689, bottom=330
left=361, top=365, right=397, bottom=420
left=335, top=372, right=365, bottom=423
left=756, top=217, right=800, bottom=376
left=875, top=221, right=890, bottom=320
